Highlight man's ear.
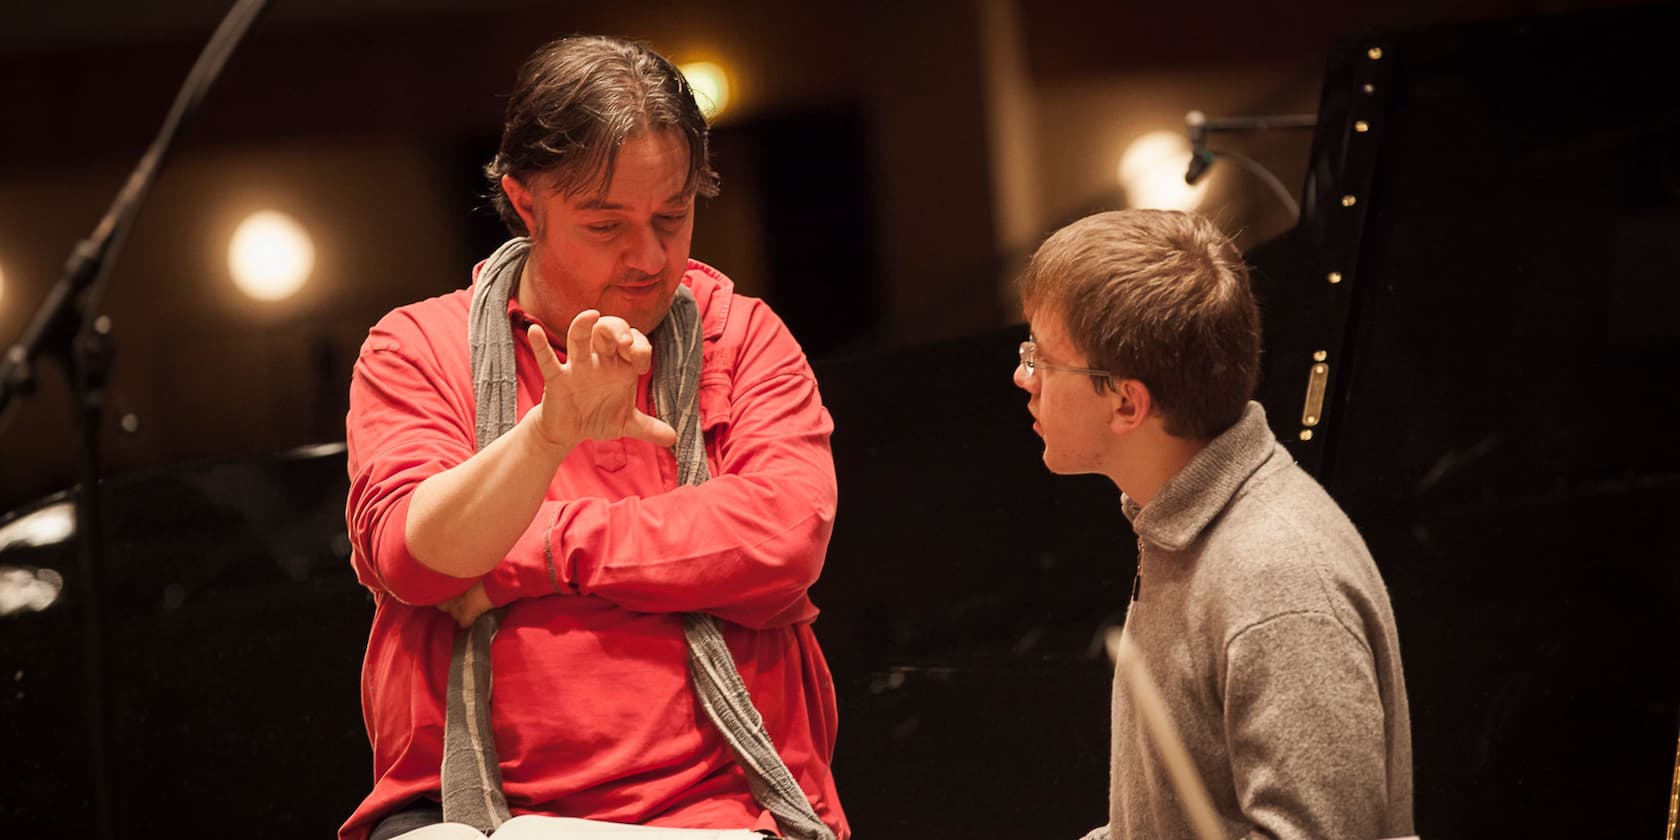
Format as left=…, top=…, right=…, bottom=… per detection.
left=502, top=174, right=540, bottom=235
left=1109, top=378, right=1153, bottom=435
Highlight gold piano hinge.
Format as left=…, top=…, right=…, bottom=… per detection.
left=1300, top=357, right=1330, bottom=434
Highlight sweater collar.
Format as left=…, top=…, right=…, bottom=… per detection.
left=1122, top=401, right=1278, bottom=552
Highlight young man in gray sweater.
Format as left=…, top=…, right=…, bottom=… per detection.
left=1013, top=209, right=1413, bottom=840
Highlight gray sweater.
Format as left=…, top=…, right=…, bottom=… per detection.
left=1095, top=402, right=1412, bottom=840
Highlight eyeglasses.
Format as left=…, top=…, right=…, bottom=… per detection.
left=1017, top=339, right=1113, bottom=382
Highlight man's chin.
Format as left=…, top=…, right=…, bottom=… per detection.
left=1040, top=449, right=1085, bottom=477
left=629, top=300, right=676, bottom=334
left=608, top=286, right=679, bottom=333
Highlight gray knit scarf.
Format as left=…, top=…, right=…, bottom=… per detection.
left=441, top=238, right=833, bottom=840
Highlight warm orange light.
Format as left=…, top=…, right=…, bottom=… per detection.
left=678, top=61, right=731, bottom=120
left=1118, top=130, right=1208, bottom=211
left=229, top=210, right=314, bottom=302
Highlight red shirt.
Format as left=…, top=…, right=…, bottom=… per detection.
left=340, top=261, right=847, bottom=839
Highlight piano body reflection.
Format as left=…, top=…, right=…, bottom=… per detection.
left=3, top=5, right=1678, bottom=838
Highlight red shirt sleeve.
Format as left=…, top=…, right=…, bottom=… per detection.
left=345, top=302, right=484, bottom=606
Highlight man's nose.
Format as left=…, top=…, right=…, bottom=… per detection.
left=624, top=224, right=666, bottom=275
left=1013, top=363, right=1034, bottom=392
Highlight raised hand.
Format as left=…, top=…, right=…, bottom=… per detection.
left=525, top=309, right=678, bottom=450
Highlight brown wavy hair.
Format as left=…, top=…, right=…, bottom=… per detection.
left=485, top=35, right=721, bottom=235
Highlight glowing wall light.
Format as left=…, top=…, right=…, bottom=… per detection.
left=229, top=210, right=314, bottom=302
left=1117, top=130, right=1208, bottom=212
left=678, top=61, right=731, bottom=120
left=0, top=501, right=74, bottom=551
left=0, top=260, right=7, bottom=308
left=0, top=566, right=63, bottom=616
left=0, top=500, right=73, bottom=616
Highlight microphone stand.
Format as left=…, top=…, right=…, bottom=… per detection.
left=0, top=2, right=268, bottom=836
left=1184, top=110, right=1317, bottom=218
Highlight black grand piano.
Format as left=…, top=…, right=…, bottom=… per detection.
left=4, top=6, right=1678, bottom=837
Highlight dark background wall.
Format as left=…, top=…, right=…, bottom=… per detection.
left=0, top=0, right=1635, bottom=513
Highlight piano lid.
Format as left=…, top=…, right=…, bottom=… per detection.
left=1248, top=5, right=1680, bottom=836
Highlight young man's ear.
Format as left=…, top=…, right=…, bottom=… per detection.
left=502, top=174, right=540, bottom=235
left=1109, top=378, right=1153, bottom=435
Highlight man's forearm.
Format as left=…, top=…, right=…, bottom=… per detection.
left=405, top=409, right=577, bottom=578
left=551, top=468, right=834, bottom=627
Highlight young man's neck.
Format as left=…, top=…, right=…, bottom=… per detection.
left=1108, top=424, right=1210, bottom=507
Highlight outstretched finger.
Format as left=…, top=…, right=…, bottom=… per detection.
left=625, top=410, right=678, bottom=448
left=565, top=309, right=602, bottom=363
left=526, top=323, right=565, bottom=382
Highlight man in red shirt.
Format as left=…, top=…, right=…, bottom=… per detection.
left=342, top=35, right=846, bottom=840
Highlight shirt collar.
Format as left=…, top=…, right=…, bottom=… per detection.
left=1122, top=401, right=1279, bottom=552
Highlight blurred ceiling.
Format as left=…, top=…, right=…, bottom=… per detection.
left=0, top=0, right=537, bottom=50
left=5, top=0, right=1638, bottom=58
